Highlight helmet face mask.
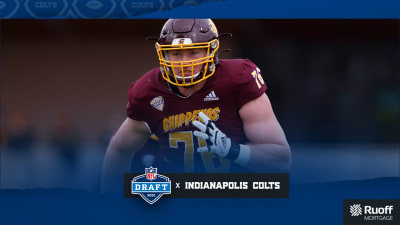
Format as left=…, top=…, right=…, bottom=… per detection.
left=156, top=19, right=220, bottom=87
left=156, top=39, right=219, bottom=86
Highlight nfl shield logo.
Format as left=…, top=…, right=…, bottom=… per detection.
left=146, top=167, right=157, bottom=181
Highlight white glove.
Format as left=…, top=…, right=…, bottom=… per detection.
left=192, top=112, right=231, bottom=157
left=192, top=112, right=250, bottom=165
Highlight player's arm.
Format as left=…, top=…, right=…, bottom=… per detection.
left=192, top=93, right=291, bottom=172
left=239, top=93, right=291, bottom=171
left=101, top=117, right=151, bottom=193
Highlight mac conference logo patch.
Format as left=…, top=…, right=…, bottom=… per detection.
left=131, top=167, right=171, bottom=204
left=150, top=96, right=164, bottom=111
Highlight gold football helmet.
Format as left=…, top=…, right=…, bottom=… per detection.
left=156, top=19, right=220, bottom=87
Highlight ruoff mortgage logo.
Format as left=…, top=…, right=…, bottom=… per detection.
left=344, top=200, right=399, bottom=225
left=350, top=204, right=393, bottom=220
left=350, top=204, right=363, bottom=216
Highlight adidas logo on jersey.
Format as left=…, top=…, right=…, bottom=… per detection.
left=204, top=91, right=219, bottom=101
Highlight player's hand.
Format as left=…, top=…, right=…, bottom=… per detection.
left=192, top=112, right=232, bottom=158
left=192, top=112, right=251, bottom=165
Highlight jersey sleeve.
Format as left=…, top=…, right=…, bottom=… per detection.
left=126, top=82, right=152, bottom=131
left=234, top=59, right=267, bottom=110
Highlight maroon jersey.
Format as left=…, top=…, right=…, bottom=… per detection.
left=127, top=59, right=267, bottom=172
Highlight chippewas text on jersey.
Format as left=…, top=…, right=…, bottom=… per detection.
left=163, top=107, right=220, bottom=132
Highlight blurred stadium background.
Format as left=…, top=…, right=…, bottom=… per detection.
left=1, top=20, right=399, bottom=190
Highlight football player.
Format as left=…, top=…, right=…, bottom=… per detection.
left=102, top=19, right=291, bottom=193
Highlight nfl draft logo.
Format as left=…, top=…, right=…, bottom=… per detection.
left=131, top=167, right=171, bottom=204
